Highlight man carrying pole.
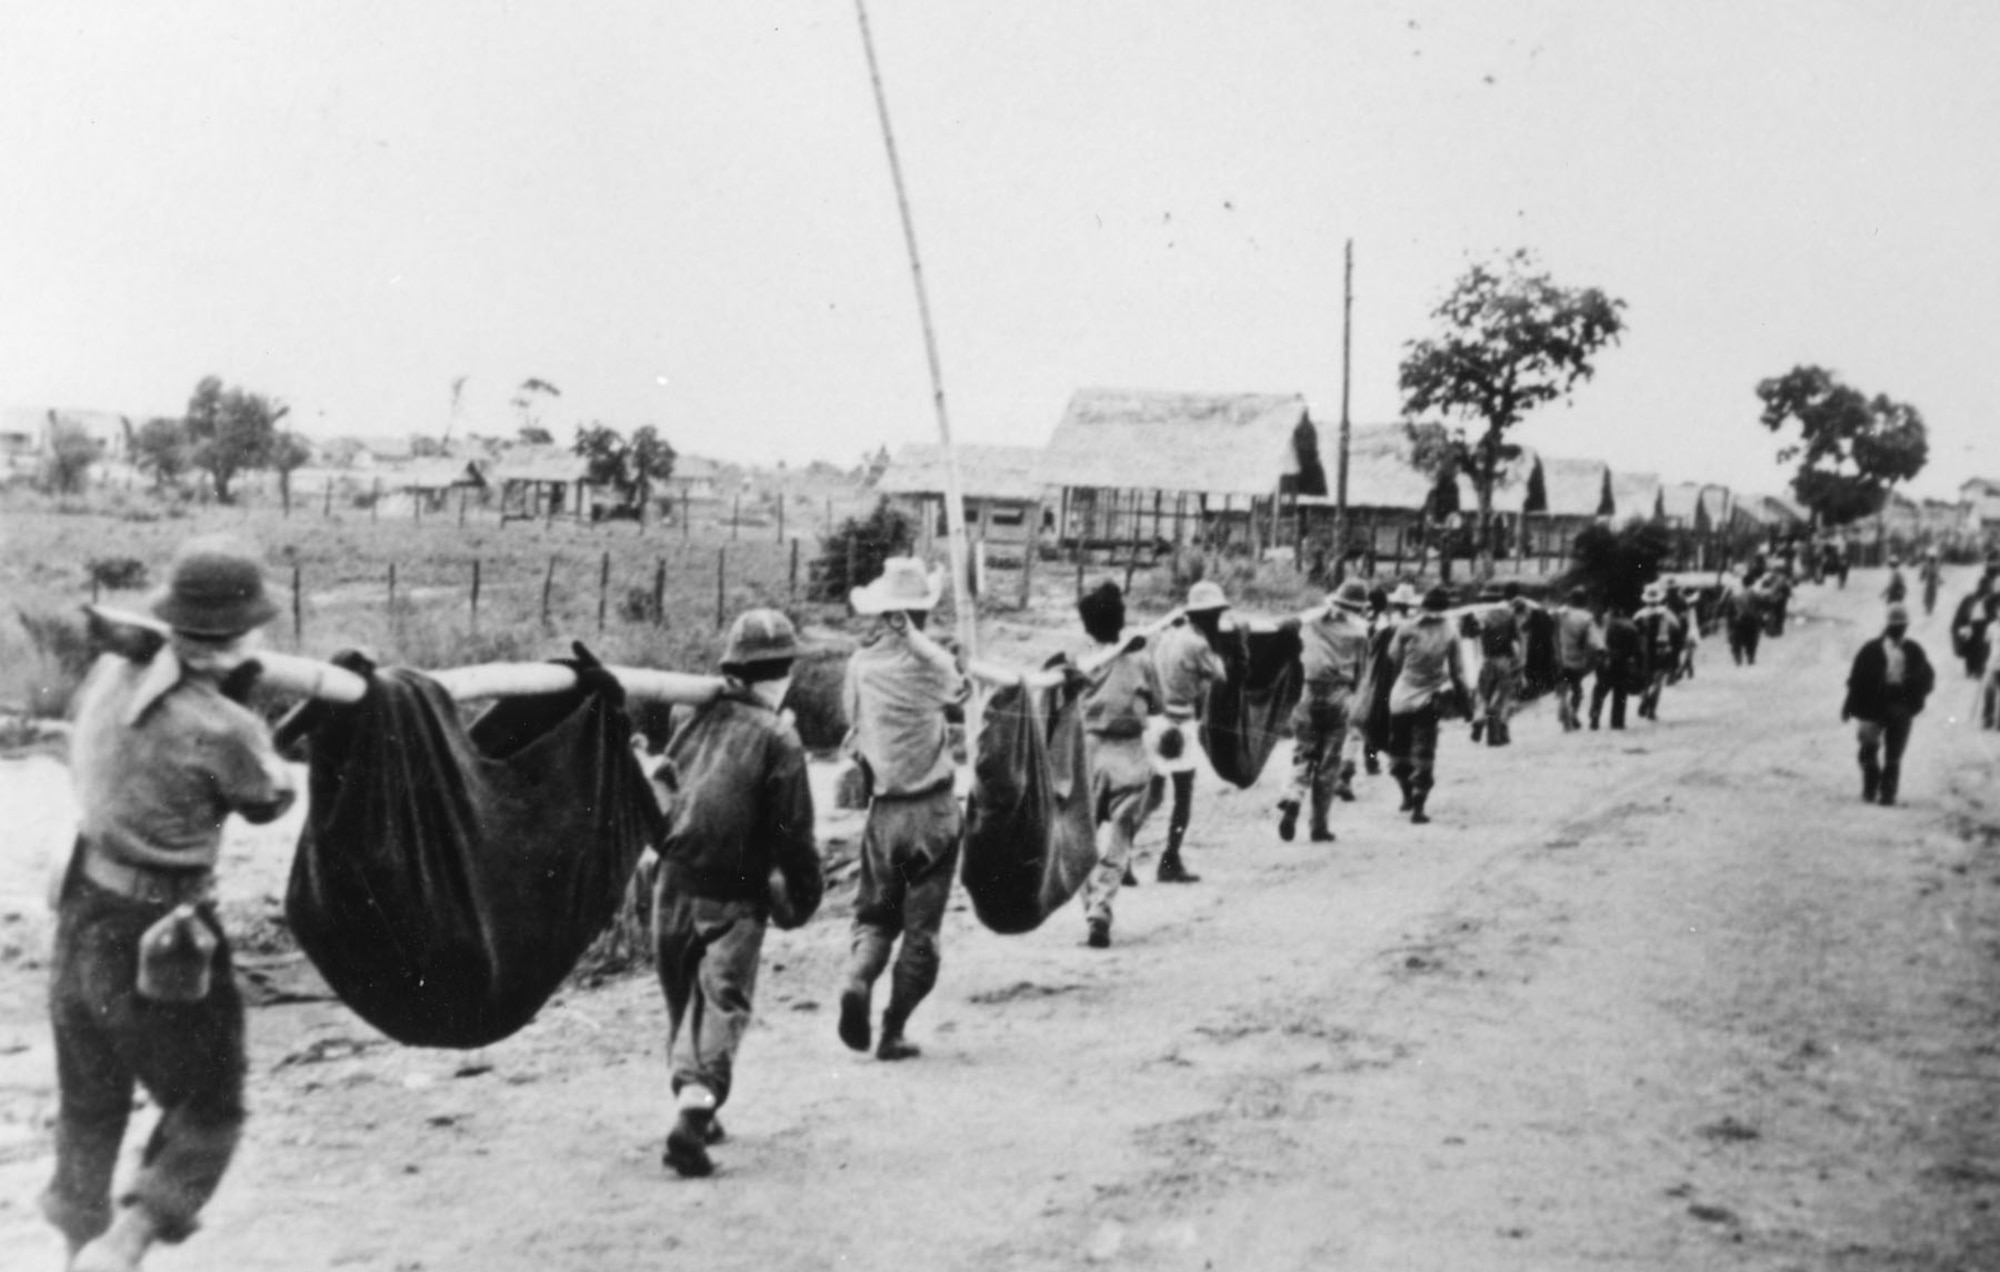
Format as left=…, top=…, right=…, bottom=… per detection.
left=1277, top=578, right=1372, bottom=843
left=838, top=558, right=970, bottom=1062
left=45, top=536, right=297, bottom=1272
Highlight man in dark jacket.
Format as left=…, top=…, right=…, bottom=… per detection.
left=1841, top=604, right=1936, bottom=807
left=1590, top=604, right=1645, bottom=731
left=653, top=608, right=823, bottom=1177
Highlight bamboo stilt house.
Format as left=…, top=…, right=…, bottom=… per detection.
left=1611, top=471, right=1665, bottom=524
left=1039, top=389, right=1325, bottom=560
left=875, top=442, right=1048, bottom=554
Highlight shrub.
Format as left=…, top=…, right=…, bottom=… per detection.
left=1563, top=521, right=1673, bottom=612
left=811, top=497, right=913, bottom=602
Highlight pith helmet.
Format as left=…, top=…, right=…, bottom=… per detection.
left=1330, top=579, right=1370, bottom=613
left=1184, top=580, right=1229, bottom=613
left=147, top=535, right=278, bottom=637
left=850, top=557, right=944, bottom=615
left=1641, top=582, right=1666, bottom=604
left=720, top=608, right=800, bottom=669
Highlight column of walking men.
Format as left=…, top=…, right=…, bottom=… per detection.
left=50, top=531, right=1951, bottom=1272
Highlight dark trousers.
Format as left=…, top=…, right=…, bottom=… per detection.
left=1857, top=708, right=1916, bottom=801
left=848, top=786, right=962, bottom=1031
left=1556, top=667, right=1589, bottom=730
left=43, top=873, right=245, bottom=1249
left=1590, top=677, right=1629, bottom=729
left=1729, top=616, right=1761, bottom=665
left=1387, top=704, right=1443, bottom=796
left=1165, top=769, right=1196, bottom=843
left=653, top=890, right=765, bottom=1109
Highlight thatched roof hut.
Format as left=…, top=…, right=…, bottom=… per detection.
left=1041, top=389, right=1320, bottom=497
left=1453, top=447, right=1544, bottom=516
left=1663, top=482, right=1731, bottom=532
left=1538, top=458, right=1615, bottom=520
left=1335, top=424, right=1443, bottom=512
left=1611, top=471, right=1664, bottom=523
left=877, top=443, right=1046, bottom=503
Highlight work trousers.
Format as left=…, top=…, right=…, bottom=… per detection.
left=1556, top=667, right=1589, bottom=731
left=654, top=890, right=765, bottom=1109
left=1081, top=737, right=1154, bottom=926
left=848, top=786, right=961, bottom=1029
left=1163, top=769, right=1197, bottom=845
left=1856, top=707, right=1916, bottom=802
left=1387, top=704, right=1443, bottom=797
left=1590, top=676, right=1629, bottom=730
left=1729, top=616, right=1762, bottom=665
left=43, top=872, right=245, bottom=1250
left=1476, top=656, right=1518, bottom=736
left=1286, top=691, right=1354, bottom=824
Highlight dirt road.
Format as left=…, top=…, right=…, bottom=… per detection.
left=3, top=570, right=1996, bottom=1270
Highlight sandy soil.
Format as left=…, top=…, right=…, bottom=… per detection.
left=2, top=568, right=1997, bottom=1270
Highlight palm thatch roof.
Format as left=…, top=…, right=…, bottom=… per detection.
left=877, top=443, right=1046, bottom=503
left=1663, top=482, right=1731, bottom=529
left=1611, top=471, right=1663, bottom=523
left=1040, top=388, right=1312, bottom=498
left=1329, top=424, right=1442, bottom=512
left=1537, top=457, right=1614, bottom=519
left=1454, top=447, right=1543, bottom=516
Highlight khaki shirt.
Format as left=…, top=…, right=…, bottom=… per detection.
left=1151, top=623, right=1228, bottom=719
left=70, top=653, right=295, bottom=871
left=1297, top=608, right=1371, bottom=695
left=843, top=629, right=969, bottom=797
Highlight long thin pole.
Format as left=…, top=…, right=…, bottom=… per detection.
left=853, top=0, right=977, bottom=672
left=1335, top=237, right=1353, bottom=584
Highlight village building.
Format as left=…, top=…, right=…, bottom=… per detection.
left=1959, top=478, right=2000, bottom=541
left=1611, top=470, right=1665, bottom=525
left=1525, top=456, right=1615, bottom=560
left=875, top=442, right=1047, bottom=555
left=395, top=457, right=490, bottom=517
left=493, top=448, right=593, bottom=524
left=1452, top=446, right=1545, bottom=562
left=1039, top=388, right=1325, bottom=562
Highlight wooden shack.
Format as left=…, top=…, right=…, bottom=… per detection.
left=875, top=443, right=1048, bottom=553
left=1526, top=457, right=1614, bottom=558
left=1040, top=388, right=1324, bottom=562
left=494, top=449, right=592, bottom=524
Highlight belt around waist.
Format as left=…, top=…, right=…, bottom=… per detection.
left=79, top=850, right=215, bottom=906
left=870, top=776, right=955, bottom=804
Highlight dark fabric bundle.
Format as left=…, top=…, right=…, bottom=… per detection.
left=1520, top=606, right=1560, bottom=699
left=961, top=679, right=1097, bottom=935
left=278, top=651, right=662, bottom=1048
left=1201, top=626, right=1304, bottom=788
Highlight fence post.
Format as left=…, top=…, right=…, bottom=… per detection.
left=653, top=558, right=666, bottom=626
left=777, top=497, right=785, bottom=543
left=292, top=563, right=303, bottom=646
left=732, top=494, right=740, bottom=541
left=388, top=562, right=397, bottom=608
left=789, top=537, right=800, bottom=603
left=458, top=488, right=468, bottom=528
left=847, top=535, right=858, bottom=595
left=324, top=478, right=333, bottom=518
left=715, top=548, right=726, bottom=630
left=470, top=558, right=481, bottom=632
left=372, top=478, right=380, bottom=522
left=541, top=556, right=556, bottom=628
left=597, top=551, right=610, bottom=633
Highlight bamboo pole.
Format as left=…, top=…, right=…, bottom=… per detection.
left=471, top=558, right=482, bottom=631
left=291, top=564, right=302, bottom=645
left=854, top=0, right=978, bottom=678
left=541, top=556, right=556, bottom=628
left=1335, top=238, right=1353, bottom=584
left=715, top=548, right=726, bottom=629
left=597, top=551, right=610, bottom=633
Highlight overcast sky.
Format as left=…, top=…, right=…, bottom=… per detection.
left=3, top=1, right=1995, bottom=499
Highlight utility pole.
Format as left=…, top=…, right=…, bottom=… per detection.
left=1335, top=238, right=1354, bottom=583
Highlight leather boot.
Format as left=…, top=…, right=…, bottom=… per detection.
left=1157, top=831, right=1200, bottom=883
left=1395, top=775, right=1414, bottom=813
left=663, top=1092, right=717, bottom=1178
left=1409, top=792, right=1431, bottom=825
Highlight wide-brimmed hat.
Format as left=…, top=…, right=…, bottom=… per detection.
left=1330, top=579, right=1370, bottom=613
left=1421, top=586, right=1453, bottom=613
left=1387, top=582, right=1422, bottom=610
left=850, top=557, right=944, bottom=615
left=147, top=535, right=278, bottom=637
left=1185, top=580, right=1230, bottom=613
left=720, top=608, right=801, bottom=669
left=1640, top=582, right=1666, bottom=604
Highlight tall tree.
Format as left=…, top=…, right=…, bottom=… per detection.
left=627, top=425, right=676, bottom=509
left=183, top=376, right=287, bottom=503
left=132, top=416, right=192, bottom=489
left=512, top=377, right=561, bottom=442
left=1399, top=250, right=1626, bottom=578
left=270, top=430, right=313, bottom=513
left=1756, top=365, right=1929, bottom=527
left=572, top=422, right=677, bottom=509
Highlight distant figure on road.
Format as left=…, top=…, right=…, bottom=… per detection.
left=1950, top=569, right=1998, bottom=679
left=1722, top=575, right=1764, bottom=666
left=1150, top=580, right=1232, bottom=878
left=1883, top=557, right=1909, bottom=606
left=1551, top=587, right=1600, bottom=732
left=1842, top=603, right=1935, bottom=807
left=1919, top=548, right=1942, bottom=617
left=1591, top=603, right=1645, bottom=730
left=1470, top=583, right=1525, bottom=747
left=1386, top=586, right=1470, bottom=825
left=1276, top=578, right=1371, bottom=844
left=1633, top=583, right=1686, bottom=722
